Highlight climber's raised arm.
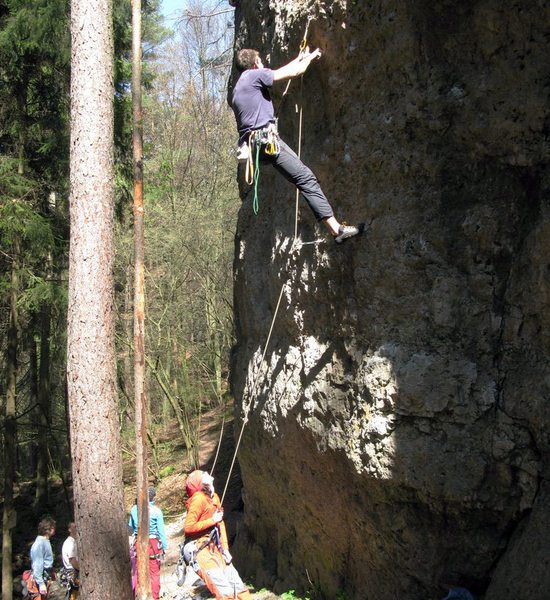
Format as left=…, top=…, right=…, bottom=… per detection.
left=272, top=46, right=322, bottom=82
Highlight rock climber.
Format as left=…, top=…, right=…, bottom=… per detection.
left=231, top=47, right=362, bottom=243
left=128, top=487, right=167, bottom=600
left=183, top=470, right=251, bottom=600
left=61, top=521, right=80, bottom=599
left=29, top=516, right=56, bottom=598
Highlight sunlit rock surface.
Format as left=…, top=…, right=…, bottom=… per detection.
left=229, top=1, right=550, bottom=598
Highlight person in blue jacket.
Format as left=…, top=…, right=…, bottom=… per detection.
left=30, top=516, right=56, bottom=598
left=128, top=487, right=167, bottom=599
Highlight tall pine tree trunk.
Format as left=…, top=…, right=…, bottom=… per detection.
left=2, top=238, right=19, bottom=600
left=67, top=1, right=132, bottom=597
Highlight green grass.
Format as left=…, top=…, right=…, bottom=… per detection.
left=281, top=591, right=311, bottom=600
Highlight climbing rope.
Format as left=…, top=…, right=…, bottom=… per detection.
left=209, top=397, right=227, bottom=477
left=253, top=141, right=261, bottom=214
left=245, top=125, right=279, bottom=215
left=220, top=18, right=314, bottom=505
left=221, top=281, right=287, bottom=503
left=278, top=15, right=313, bottom=118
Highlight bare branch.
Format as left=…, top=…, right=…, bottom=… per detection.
left=182, top=7, right=234, bottom=21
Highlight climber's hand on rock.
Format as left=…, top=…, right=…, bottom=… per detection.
left=301, top=46, right=322, bottom=61
left=309, top=47, right=322, bottom=60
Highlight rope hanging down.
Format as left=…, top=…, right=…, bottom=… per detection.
left=278, top=15, right=313, bottom=117
left=217, top=19, right=314, bottom=504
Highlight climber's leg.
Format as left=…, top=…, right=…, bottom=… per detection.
left=268, top=139, right=361, bottom=241
left=270, top=138, right=334, bottom=222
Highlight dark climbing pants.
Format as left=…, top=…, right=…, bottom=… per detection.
left=260, top=138, right=334, bottom=221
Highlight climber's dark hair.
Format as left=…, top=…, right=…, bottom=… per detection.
left=37, top=516, right=56, bottom=536
left=236, top=49, right=260, bottom=72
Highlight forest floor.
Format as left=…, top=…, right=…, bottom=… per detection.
left=14, top=400, right=286, bottom=600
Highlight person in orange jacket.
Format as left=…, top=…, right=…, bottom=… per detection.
left=184, top=470, right=251, bottom=600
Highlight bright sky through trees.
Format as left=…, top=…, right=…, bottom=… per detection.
left=160, top=0, right=184, bottom=21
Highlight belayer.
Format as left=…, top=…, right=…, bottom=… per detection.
left=183, top=470, right=251, bottom=599
left=231, top=47, right=362, bottom=244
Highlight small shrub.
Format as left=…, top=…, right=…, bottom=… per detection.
left=158, top=465, right=175, bottom=478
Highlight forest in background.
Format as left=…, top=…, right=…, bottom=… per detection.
left=0, top=0, right=238, bottom=587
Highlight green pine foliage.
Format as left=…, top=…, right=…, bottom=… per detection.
left=1, top=0, right=238, bottom=495
left=0, top=1, right=70, bottom=511
left=0, top=0, right=70, bottom=187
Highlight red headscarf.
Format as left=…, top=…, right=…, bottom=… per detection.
left=185, top=470, right=204, bottom=499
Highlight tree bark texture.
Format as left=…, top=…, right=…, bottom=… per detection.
left=131, top=0, right=152, bottom=598
left=68, top=1, right=132, bottom=598
left=2, top=240, right=19, bottom=600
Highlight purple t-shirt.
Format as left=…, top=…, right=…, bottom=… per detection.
left=231, top=68, right=275, bottom=143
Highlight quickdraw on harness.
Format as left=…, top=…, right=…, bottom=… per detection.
left=59, top=567, right=80, bottom=596
left=131, top=536, right=163, bottom=561
left=243, top=121, right=281, bottom=215
left=177, top=525, right=221, bottom=584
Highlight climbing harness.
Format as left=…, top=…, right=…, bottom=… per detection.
left=243, top=121, right=281, bottom=215
left=59, top=567, right=80, bottom=600
left=180, top=526, right=220, bottom=577
left=130, top=536, right=163, bottom=561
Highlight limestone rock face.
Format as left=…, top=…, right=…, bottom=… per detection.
left=229, top=1, right=550, bottom=598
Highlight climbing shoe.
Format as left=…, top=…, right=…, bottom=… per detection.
left=334, top=223, right=363, bottom=244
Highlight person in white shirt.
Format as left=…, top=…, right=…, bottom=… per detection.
left=62, top=522, right=79, bottom=571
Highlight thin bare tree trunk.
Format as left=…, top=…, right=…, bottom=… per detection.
left=29, top=317, right=39, bottom=478
left=2, top=239, right=19, bottom=600
left=123, top=260, right=134, bottom=423
left=144, top=354, right=195, bottom=454
left=131, top=1, right=152, bottom=598
left=204, top=274, right=222, bottom=401
left=35, top=304, right=51, bottom=511
left=67, top=0, right=132, bottom=598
